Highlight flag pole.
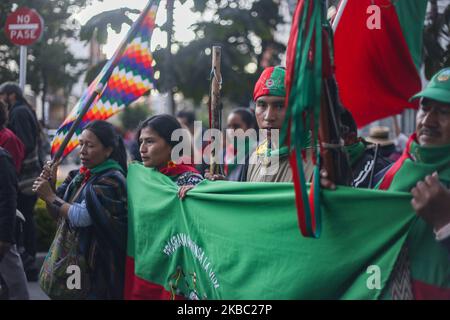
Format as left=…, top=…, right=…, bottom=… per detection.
left=51, top=0, right=157, bottom=164
left=392, top=115, right=401, bottom=137
left=52, top=84, right=104, bottom=162
left=320, top=0, right=351, bottom=185
left=332, top=0, right=348, bottom=32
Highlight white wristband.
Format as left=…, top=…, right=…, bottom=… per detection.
left=434, top=222, right=450, bottom=241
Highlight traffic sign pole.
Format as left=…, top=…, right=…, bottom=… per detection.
left=5, top=7, right=44, bottom=92
left=19, top=45, right=27, bottom=91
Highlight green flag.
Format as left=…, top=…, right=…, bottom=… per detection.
left=125, top=163, right=417, bottom=299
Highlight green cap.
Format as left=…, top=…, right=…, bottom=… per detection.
left=410, top=68, right=450, bottom=104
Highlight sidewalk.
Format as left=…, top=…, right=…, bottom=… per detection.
left=28, top=252, right=49, bottom=300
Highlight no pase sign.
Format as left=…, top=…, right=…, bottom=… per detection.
left=5, top=7, right=44, bottom=46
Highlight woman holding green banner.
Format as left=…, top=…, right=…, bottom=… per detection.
left=137, top=114, right=204, bottom=198
left=33, top=120, right=128, bottom=300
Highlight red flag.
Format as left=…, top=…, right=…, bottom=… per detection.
left=333, top=0, right=425, bottom=127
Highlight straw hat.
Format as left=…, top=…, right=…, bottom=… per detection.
left=365, top=126, right=394, bottom=146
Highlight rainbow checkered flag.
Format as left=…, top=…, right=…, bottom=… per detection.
left=51, top=0, right=160, bottom=158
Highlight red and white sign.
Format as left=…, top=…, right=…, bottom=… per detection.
left=5, top=7, right=44, bottom=46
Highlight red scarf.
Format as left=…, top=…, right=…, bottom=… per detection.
left=158, top=160, right=199, bottom=177
left=79, top=166, right=92, bottom=184
left=378, top=133, right=416, bottom=190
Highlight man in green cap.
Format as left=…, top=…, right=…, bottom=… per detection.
left=318, top=67, right=450, bottom=299
left=245, top=65, right=311, bottom=182
left=379, top=68, right=450, bottom=235
left=206, top=66, right=314, bottom=182
left=376, top=67, right=450, bottom=299
left=408, top=67, right=450, bottom=254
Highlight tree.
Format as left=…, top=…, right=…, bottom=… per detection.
left=152, top=0, right=286, bottom=106
left=79, top=0, right=285, bottom=108
left=119, top=102, right=152, bottom=131
left=80, top=7, right=140, bottom=44
left=424, top=0, right=450, bottom=79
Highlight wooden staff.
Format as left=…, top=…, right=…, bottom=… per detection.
left=320, top=78, right=350, bottom=185
left=209, top=46, right=223, bottom=175
left=392, top=115, right=401, bottom=137
left=319, top=1, right=352, bottom=186
left=319, top=82, right=336, bottom=182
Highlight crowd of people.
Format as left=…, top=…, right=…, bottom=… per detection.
left=0, top=65, right=450, bottom=299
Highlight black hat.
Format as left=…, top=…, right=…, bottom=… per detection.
left=0, top=82, right=23, bottom=96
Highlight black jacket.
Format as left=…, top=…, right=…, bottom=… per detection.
left=8, top=102, right=39, bottom=156
left=0, top=148, right=17, bottom=243
left=351, top=146, right=393, bottom=189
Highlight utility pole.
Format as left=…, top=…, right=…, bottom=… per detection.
left=166, top=0, right=176, bottom=115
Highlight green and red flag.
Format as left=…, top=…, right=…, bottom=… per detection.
left=283, top=0, right=339, bottom=238
left=333, top=0, right=428, bottom=127
left=124, top=163, right=446, bottom=300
